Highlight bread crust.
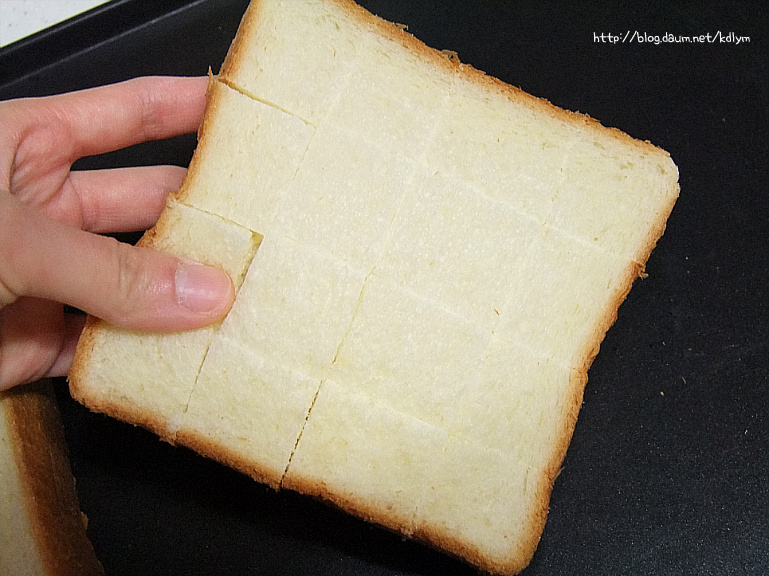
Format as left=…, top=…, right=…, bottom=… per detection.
left=280, top=471, right=414, bottom=536
left=175, top=428, right=283, bottom=490
left=1, top=381, right=103, bottom=576
left=69, top=305, right=181, bottom=445
left=67, top=1, right=679, bottom=574
left=170, top=71, right=220, bottom=207
left=67, top=314, right=98, bottom=401
left=69, top=183, right=223, bottom=443
left=212, top=2, right=679, bottom=573
left=227, top=0, right=677, bottom=162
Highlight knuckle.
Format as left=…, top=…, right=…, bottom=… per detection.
left=0, top=194, right=27, bottom=303
left=109, top=239, right=151, bottom=321
left=0, top=279, right=18, bottom=309
left=137, top=81, right=168, bottom=141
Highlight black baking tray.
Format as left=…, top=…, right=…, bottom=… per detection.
left=1, top=1, right=767, bottom=575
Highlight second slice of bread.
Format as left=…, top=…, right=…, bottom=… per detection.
left=70, top=1, right=679, bottom=573
left=0, top=381, right=103, bottom=576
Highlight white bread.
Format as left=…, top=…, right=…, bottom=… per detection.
left=69, top=0, right=679, bottom=573
left=0, top=380, right=103, bottom=576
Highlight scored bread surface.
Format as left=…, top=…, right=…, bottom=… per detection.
left=69, top=0, right=679, bottom=574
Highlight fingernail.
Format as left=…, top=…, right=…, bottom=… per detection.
left=175, top=261, right=232, bottom=313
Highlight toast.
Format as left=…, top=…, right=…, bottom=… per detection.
left=0, top=381, right=103, bottom=576
left=69, top=0, right=679, bottom=573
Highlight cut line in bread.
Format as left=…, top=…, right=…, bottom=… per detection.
left=69, top=1, right=679, bottom=573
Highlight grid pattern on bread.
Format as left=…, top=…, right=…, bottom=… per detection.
left=70, top=1, right=678, bottom=573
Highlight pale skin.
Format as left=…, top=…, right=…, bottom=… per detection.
left=0, top=76, right=235, bottom=390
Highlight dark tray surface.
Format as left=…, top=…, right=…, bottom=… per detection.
left=1, top=1, right=766, bottom=575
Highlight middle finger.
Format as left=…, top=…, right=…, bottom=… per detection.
left=44, top=165, right=186, bottom=232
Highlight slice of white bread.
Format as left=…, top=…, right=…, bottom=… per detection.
left=0, top=380, right=103, bottom=576
left=69, top=0, right=679, bottom=573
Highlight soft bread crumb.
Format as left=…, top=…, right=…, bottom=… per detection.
left=69, top=1, right=679, bottom=574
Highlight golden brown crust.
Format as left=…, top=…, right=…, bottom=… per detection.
left=516, top=258, right=653, bottom=572
left=281, top=473, right=415, bottom=536
left=282, top=472, right=523, bottom=572
left=238, top=2, right=675, bottom=573
left=405, top=258, right=658, bottom=575
left=283, top=472, right=532, bottom=574
left=631, top=181, right=680, bottom=268
left=175, top=428, right=282, bottom=490
left=412, top=524, right=531, bottom=575
left=512, top=180, right=678, bottom=573
left=520, top=258, right=643, bottom=558
left=329, top=0, right=673, bottom=162
left=67, top=315, right=99, bottom=409
left=69, top=317, right=178, bottom=442
left=66, top=1, right=679, bottom=574
left=170, top=72, right=220, bottom=208
left=2, top=381, right=103, bottom=576
left=218, top=0, right=261, bottom=83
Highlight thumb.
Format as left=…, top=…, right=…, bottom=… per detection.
left=0, top=192, right=234, bottom=332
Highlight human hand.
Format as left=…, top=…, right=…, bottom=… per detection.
left=0, top=76, right=235, bottom=390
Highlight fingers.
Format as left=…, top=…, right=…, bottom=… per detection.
left=0, top=192, right=234, bottom=332
left=0, top=298, right=64, bottom=390
left=47, top=313, right=87, bottom=379
left=52, top=165, right=187, bottom=232
left=66, top=76, right=209, bottom=157
left=0, top=300, right=85, bottom=390
left=1, top=76, right=209, bottom=164
left=0, top=76, right=222, bottom=391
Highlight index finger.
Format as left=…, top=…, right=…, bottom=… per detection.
left=1, top=76, right=209, bottom=162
